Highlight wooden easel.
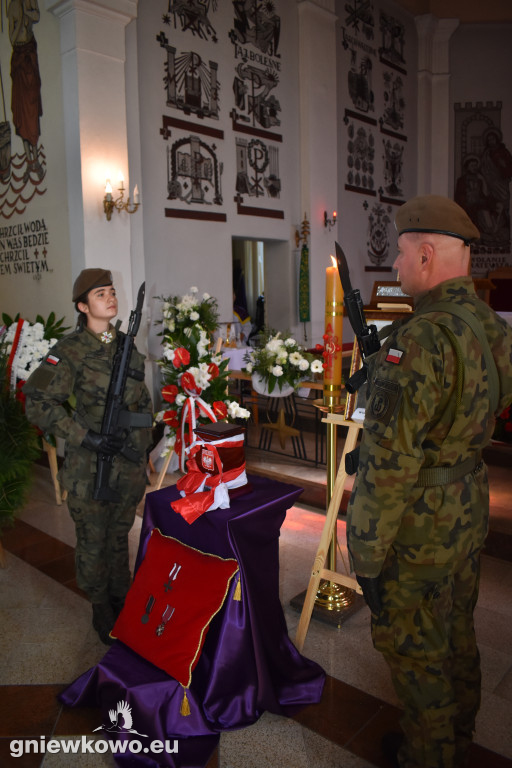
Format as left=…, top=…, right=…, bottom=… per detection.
left=42, top=439, right=66, bottom=505
left=295, top=415, right=363, bottom=652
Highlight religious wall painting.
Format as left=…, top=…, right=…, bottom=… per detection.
left=229, top=0, right=281, bottom=59
left=379, top=138, right=405, bottom=204
left=229, top=1, right=283, bottom=142
left=347, top=49, right=374, bottom=114
left=234, top=136, right=283, bottom=218
left=364, top=201, right=392, bottom=269
left=163, top=0, right=219, bottom=43
left=161, top=117, right=226, bottom=221
left=454, top=102, right=512, bottom=257
left=345, top=121, right=376, bottom=196
left=343, top=0, right=375, bottom=41
left=157, top=35, right=220, bottom=120
left=1, top=0, right=47, bottom=220
left=231, top=61, right=281, bottom=132
left=378, top=12, right=406, bottom=74
left=380, top=70, right=405, bottom=137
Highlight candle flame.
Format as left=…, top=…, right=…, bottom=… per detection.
left=330, top=254, right=336, bottom=268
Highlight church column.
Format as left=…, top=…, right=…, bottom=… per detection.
left=298, top=0, right=338, bottom=344
left=46, top=0, right=139, bottom=321
left=415, top=14, right=459, bottom=195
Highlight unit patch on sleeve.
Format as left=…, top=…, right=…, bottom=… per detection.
left=386, top=348, right=404, bottom=365
left=367, top=378, right=401, bottom=425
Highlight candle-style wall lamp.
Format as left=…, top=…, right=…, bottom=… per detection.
left=324, top=210, right=337, bottom=231
left=103, top=175, right=140, bottom=221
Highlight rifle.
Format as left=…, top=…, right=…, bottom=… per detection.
left=335, top=243, right=381, bottom=474
left=93, top=282, right=153, bottom=502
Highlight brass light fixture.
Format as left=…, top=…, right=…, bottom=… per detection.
left=104, top=176, right=140, bottom=221
left=324, top=209, right=337, bottom=231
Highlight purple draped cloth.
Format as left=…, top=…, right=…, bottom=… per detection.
left=59, top=475, right=325, bottom=768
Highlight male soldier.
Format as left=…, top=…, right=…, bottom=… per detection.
left=346, top=195, right=512, bottom=767
left=24, top=270, right=153, bottom=644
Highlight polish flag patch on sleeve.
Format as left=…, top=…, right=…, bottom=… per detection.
left=46, top=354, right=60, bottom=366
left=386, top=348, right=404, bottom=365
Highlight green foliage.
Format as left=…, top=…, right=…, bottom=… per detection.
left=0, top=350, right=40, bottom=532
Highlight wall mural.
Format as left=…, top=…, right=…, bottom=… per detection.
left=157, top=0, right=285, bottom=220
left=365, top=201, right=392, bottom=268
left=229, top=0, right=284, bottom=218
left=158, top=3, right=225, bottom=221
left=157, top=37, right=220, bottom=120
left=341, top=4, right=409, bottom=271
left=163, top=0, right=219, bottom=44
left=454, top=102, right=512, bottom=266
left=0, top=0, right=47, bottom=221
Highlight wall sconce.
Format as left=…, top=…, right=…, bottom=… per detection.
left=103, top=176, right=140, bottom=221
left=324, top=210, right=337, bottom=231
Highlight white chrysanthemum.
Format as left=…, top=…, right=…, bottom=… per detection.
left=189, top=311, right=199, bottom=321
left=284, top=337, right=296, bottom=347
left=298, top=358, right=310, bottom=372
left=175, top=394, right=186, bottom=406
left=203, top=293, right=210, bottom=300
left=311, top=359, right=324, bottom=373
left=244, top=361, right=253, bottom=373
left=190, top=286, right=198, bottom=294
left=289, top=351, right=302, bottom=366
left=272, top=364, right=283, bottom=377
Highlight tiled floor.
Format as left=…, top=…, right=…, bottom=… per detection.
left=1, top=440, right=512, bottom=768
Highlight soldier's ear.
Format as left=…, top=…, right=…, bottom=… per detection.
left=77, top=301, right=89, bottom=314
left=419, top=242, right=433, bottom=268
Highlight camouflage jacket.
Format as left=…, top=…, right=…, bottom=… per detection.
left=23, top=325, right=153, bottom=496
left=347, top=277, right=512, bottom=579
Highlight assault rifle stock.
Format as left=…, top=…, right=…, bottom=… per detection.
left=93, top=282, right=152, bottom=502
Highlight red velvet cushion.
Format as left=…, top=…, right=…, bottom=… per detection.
left=111, top=529, right=239, bottom=687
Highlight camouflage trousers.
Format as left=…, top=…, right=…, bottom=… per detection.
left=67, top=490, right=141, bottom=604
left=372, top=554, right=481, bottom=768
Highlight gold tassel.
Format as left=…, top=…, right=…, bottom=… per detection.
left=180, top=688, right=191, bottom=716
left=233, top=575, right=241, bottom=601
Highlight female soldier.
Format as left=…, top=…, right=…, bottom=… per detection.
left=24, top=269, right=153, bottom=644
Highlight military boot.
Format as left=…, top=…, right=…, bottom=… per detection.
left=92, top=602, right=115, bottom=645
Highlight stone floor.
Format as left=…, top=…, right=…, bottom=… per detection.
left=1, top=434, right=511, bottom=768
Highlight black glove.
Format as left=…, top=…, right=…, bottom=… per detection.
left=81, top=430, right=125, bottom=456
left=356, top=574, right=382, bottom=616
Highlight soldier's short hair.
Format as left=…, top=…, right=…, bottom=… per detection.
left=395, top=195, right=480, bottom=245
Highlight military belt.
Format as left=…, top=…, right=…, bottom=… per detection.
left=415, top=454, right=483, bottom=487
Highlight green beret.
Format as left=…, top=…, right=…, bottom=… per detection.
left=395, top=195, right=480, bottom=244
left=72, top=268, right=113, bottom=302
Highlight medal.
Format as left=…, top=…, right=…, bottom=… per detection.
left=100, top=330, right=114, bottom=344
left=156, top=605, right=175, bottom=636
left=163, top=562, right=181, bottom=593
left=141, top=595, right=155, bottom=624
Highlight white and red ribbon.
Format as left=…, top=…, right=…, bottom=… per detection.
left=171, top=434, right=247, bottom=524
left=7, top=318, right=27, bottom=391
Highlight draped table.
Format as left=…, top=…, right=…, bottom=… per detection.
left=59, top=475, right=325, bottom=768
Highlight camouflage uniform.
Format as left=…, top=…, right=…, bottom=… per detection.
left=24, top=325, right=153, bottom=606
left=347, top=276, right=512, bottom=768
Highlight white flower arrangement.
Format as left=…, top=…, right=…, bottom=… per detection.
left=243, top=331, right=323, bottom=394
